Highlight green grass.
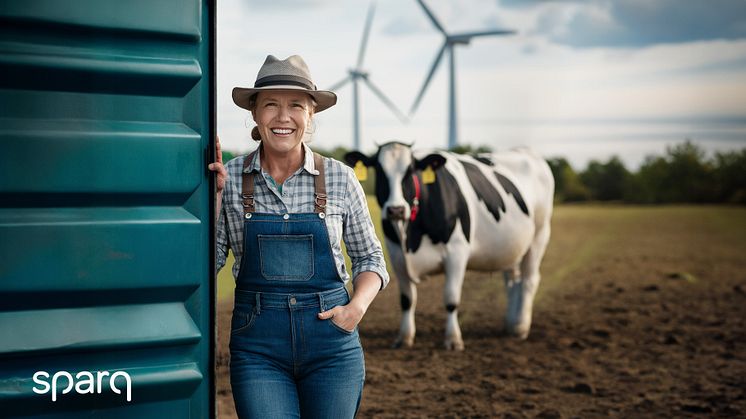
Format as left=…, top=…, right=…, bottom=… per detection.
left=535, top=204, right=746, bottom=301
left=217, top=252, right=236, bottom=301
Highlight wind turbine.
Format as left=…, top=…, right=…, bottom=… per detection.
left=328, top=1, right=408, bottom=150
left=410, top=0, right=516, bottom=149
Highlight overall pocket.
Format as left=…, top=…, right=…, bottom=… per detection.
left=324, top=296, right=356, bottom=335
left=258, top=234, right=314, bottom=281
left=328, top=318, right=355, bottom=335
left=231, top=309, right=257, bottom=335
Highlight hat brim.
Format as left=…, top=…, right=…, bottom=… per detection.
left=232, top=85, right=337, bottom=113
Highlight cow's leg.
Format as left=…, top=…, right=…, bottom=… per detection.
left=502, top=266, right=521, bottom=334
left=504, top=223, right=551, bottom=339
left=393, top=274, right=417, bottom=348
left=443, top=254, right=468, bottom=351
left=388, top=243, right=418, bottom=348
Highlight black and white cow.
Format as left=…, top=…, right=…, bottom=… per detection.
left=345, top=142, right=554, bottom=350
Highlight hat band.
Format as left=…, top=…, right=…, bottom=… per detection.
left=255, top=75, right=316, bottom=90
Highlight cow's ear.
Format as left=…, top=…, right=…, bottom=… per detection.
left=415, top=154, right=447, bottom=171
left=344, top=151, right=374, bottom=168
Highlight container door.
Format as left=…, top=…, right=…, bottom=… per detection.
left=0, top=0, right=215, bottom=417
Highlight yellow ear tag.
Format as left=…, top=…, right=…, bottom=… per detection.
left=354, top=161, right=368, bottom=181
left=422, top=165, right=436, bottom=184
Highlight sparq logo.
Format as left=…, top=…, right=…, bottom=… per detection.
left=32, top=370, right=132, bottom=402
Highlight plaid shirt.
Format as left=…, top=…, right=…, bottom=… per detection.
left=216, top=143, right=389, bottom=289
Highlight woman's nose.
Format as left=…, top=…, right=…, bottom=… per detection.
left=277, top=106, right=290, bottom=121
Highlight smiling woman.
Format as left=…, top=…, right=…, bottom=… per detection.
left=208, top=54, right=389, bottom=419
left=250, top=91, right=315, bottom=175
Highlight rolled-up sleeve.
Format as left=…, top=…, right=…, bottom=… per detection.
left=216, top=194, right=229, bottom=274
left=342, top=167, right=389, bottom=290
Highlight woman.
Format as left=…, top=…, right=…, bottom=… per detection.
left=208, top=55, right=388, bottom=418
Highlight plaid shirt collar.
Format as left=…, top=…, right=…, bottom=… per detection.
left=242, top=142, right=320, bottom=176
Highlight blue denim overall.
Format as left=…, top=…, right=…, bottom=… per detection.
left=229, top=152, right=365, bottom=419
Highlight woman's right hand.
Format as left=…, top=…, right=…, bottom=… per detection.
left=208, top=135, right=228, bottom=194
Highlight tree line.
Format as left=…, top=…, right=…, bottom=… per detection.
left=546, top=141, right=745, bottom=204
left=221, top=140, right=745, bottom=204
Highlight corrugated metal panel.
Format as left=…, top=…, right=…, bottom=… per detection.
left=0, top=1, right=214, bottom=417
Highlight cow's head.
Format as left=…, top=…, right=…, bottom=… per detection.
left=345, top=141, right=446, bottom=222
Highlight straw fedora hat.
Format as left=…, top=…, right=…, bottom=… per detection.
left=232, top=55, right=337, bottom=113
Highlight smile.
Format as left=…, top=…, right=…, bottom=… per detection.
left=271, top=128, right=295, bottom=136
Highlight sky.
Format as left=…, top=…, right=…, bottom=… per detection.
left=217, top=0, right=746, bottom=169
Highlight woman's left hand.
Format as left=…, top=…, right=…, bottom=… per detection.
left=318, top=273, right=381, bottom=332
left=318, top=303, right=365, bottom=333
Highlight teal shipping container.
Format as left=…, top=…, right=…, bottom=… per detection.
left=0, top=1, right=216, bottom=417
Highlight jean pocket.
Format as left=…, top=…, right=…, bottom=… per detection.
left=258, top=234, right=314, bottom=281
left=231, top=309, right=257, bottom=335
left=328, top=318, right=355, bottom=335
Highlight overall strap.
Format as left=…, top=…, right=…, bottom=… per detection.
left=313, top=152, right=327, bottom=213
left=242, top=150, right=326, bottom=215
left=242, top=150, right=257, bottom=216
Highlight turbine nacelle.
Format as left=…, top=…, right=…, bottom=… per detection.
left=349, top=69, right=370, bottom=79
left=448, top=36, right=473, bottom=46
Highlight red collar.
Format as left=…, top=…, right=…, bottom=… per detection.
left=410, top=174, right=421, bottom=221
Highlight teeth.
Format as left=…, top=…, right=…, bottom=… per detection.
left=272, top=128, right=293, bottom=135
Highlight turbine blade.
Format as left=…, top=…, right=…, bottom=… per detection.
left=328, top=76, right=351, bottom=92
left=454, top=29, right=516, bottom=40
left=409, top=42, right=447, bottom=116
left=357, top=1, right=377, bottom=68
left=416, top=0, right=446, bottom=35
left=362, top=77, right=409, bottom=123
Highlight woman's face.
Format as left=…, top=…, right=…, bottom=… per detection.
left=252, top=90, right=314, bottom=156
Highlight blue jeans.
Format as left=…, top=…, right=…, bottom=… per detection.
left=230, top=287, right=365, bottom=419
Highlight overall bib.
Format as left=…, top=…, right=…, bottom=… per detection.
left=229, top=152, right=365, bottom=419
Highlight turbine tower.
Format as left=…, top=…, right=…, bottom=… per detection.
left=328, top=1, right=408, bottom=150
left=410, top=0, right=516, bottom=149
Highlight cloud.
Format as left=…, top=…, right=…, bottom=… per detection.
left=384, top=0, right=517, bottom=37
left=501, top=0, right=746, bottom=48
left=498, top=0, right=563, bottom=10
left=238, top=0, right=335, bottom=11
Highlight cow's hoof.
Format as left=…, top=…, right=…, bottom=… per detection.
left=392, top=337, right=414, bottom=349
left=504, top=326, right=530, bottom=340
left=444, top=339, right=464, bottom=351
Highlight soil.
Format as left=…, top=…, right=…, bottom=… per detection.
left=217, top=205, right=746, bottom=418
